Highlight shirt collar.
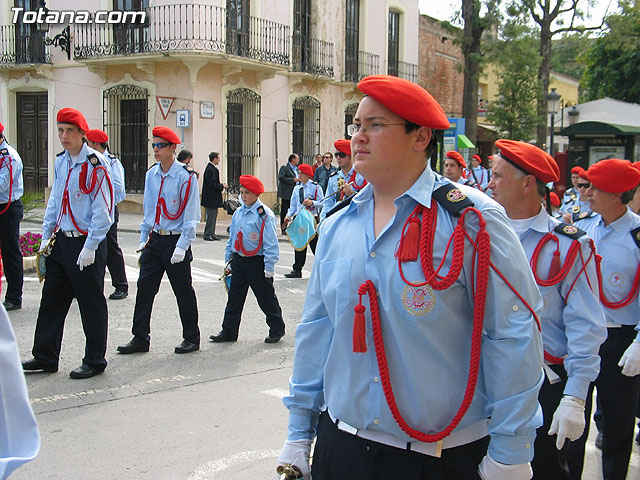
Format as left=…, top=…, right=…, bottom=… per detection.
left=242, top=198, right=263, bottom=214
left=529, top=206, right=551, bottom=233
left=607, top=208, right=634, bottom=232
left=152, top=159, right=181, bottom=178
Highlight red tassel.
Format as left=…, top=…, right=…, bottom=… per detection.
left=548, top=250, right=561, bottom=279
left=397, top=217, right=421, bottom=262
left=353, top=304, right=367, bottom=353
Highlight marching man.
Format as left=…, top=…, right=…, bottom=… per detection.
left=469, top=154, right=489, bottom=191
left=277, top=75, right=544, bottom=480
left=443, top=150, right=477, bottom=188
left=487, top=139, right=606, bottom=478
left=117, top=126, right=201, bottom=355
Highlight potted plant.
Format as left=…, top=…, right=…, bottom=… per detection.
left=20, top=232, right=42, bottom=273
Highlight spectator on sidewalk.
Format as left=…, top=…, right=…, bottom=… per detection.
left=202, top=152, right=227, bottom=241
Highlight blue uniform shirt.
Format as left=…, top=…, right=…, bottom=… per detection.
left=512, top=208, right=606, bottom=400
left=140, top=160, right=200, bottom=251
left=320, top=167, right=366, bottom=220
left=576, top=209, right=640, bottom=338
left=225, top=199, right=279, bottom=273
left=104, top=148, right=126, bottom=205
left=42, top=143, right=113, bottom=250
left=470, top=166, right=490, bottom=190
left=561, top=188, right=578, bottom=211
left=284, top=166, right=544, bottom=465
left=287, top=181, right=324, bottom=217
left=0, top=140, right=23, bottom=203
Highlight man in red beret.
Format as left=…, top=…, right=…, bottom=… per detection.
left=561, top=166, right=584, bottom=212
left=117, top=126, right=201, bottom=355
left=283, top=162, right=324, bottom=278
left=22, top=108, right=113, bottom=379
left=0, top=121, right=25, bottom=312
left=443, top=150, right=477, bottom=188
left=210, top=174, right=285, bottom=343
left=572, top=159, right=640, bottom=480
left=278, top=75, right=544, bottom=480
left=85, top=129, right=129, bottom=301
left=487, top=139, right=606, bottom=479
left=469, top=154, right=489, bottom=191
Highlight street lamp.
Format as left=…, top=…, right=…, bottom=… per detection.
left=547, top=88, right=561, bottom=156
left=36, top=7, right=71, bottom=60
left=568, top=105, right=580, bottom=126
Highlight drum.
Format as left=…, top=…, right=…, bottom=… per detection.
left=286, top=208, right=317, bottom=251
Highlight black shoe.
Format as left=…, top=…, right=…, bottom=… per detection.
left=70, top=363, right=104, bottom=379
left=117, top=338, right=150, bottom=354
left=595, top=431, right=603, bottom=450
left=109, top=290, right=128, bottom=300
left=265, top=333, right=284, bottom=344
left=212, top=235, right=221, bottom=241
left=3, top=300, right=22, bottom=311
left=175, top=340, right=199, bottom=353
left=203, top=235, right=214, bottom=241
left=22, top=358, right=58, bottom=373
left=209, top=331, right=237, bottom=343
left=284, top=270, right=302, bottom=278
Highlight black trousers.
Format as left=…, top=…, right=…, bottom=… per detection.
left=312, top=411, right=488, bottom=480
left=221, top=253, right=284, bottom=338
left=280, top=198, right=290, bottom=231
left=106, top=206, right=128, bottom=292
left=532, top=363, right=576, bottom=479
left=566, top=382, right=595, bottom=480
left=292, top=235, right=318, bottom=272
left=594, top=326, right=640, bottom=480
left=132, top=233, right=199, bottom=344
left=32, top=235, right=108, bottom=368
left=0, top=200, right=23, bottom=304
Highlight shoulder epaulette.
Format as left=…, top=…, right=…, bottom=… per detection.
left=573, top=211, right=595, bottom=222
left=87, top=153, right=100, bottom=166
left=432, top=183, right=474, bottom=217
left=329, top=170, right=339, bottom=177
left=554, top=223, right=586, bottom=240
left=56, top=150, right=65, bottom=157
left=311, top=180, right=319, bottom=185
left=147, top=162, right=159, bottom=171
left=108, top=154, right=117, bottom=159
left=257, top=205, right=266, bottom=217
left=0, top=148, right=9, bottom=156
left=631, top=227, right=640, bottom=249
left=183, top=164, right=195, bottom=174
left=325, top=193, right=356, bottom=219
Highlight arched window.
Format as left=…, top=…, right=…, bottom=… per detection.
left=292, top=96, right=320, bottom=165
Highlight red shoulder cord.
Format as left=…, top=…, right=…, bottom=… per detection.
left=348, top=170, right=367, bottom=190
left=595, top=254, right=640, bottom=309
left=352, top=202, right=491, bottom=442
left=153, top=172, right=195, bottom=228
left=235, top=215, right=267, bottom=256
left=57, top=160, right=114, bottom=235
left=0, top=154, right=13, bottom=215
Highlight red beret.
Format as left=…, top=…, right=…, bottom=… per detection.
left=86, top=129, right=109, bottom=143
left=57, top=108, right=89, bottom=132
left=586, top=159, right=640, bottom=193
left=298, top=163, right=314, bottom=177
left=549, top=192, right=561, bottom=207
left=334, top=139, right=351, bottom=156
left=495, top=139, right=559, bottom=184
left=152, top=126, right=181, bottom=144
left=472, top=154, right=482, bottom=163
left=0, top=122, right=4, bottom=133
left=632, top=162, right=640, bottom=173
left=239, top=175, right=264, bottom=195
left=578, top=169, right=589, bottom=180
left=445, top=151, right=466, bottom=169
left=357, top=75, right=450, bottom=130
left=571, top=166, right=585, bottom=175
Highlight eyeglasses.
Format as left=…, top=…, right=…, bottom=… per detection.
left=577, top=183, right=591, bottom=189
left=335, top=152, right=347, bottom=158
left=151, top=142, right=170, bottom=149
left=347, top=122, right=406, bottom=136
left=323, top=155, right=332, bottom=159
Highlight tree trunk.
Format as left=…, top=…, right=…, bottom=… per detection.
left=462, top=0, right=483, bottom=145
left=537, top=19, right=553, bottom=148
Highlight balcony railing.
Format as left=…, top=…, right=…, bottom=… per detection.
left=343, top=49, right=379, bottom=83
left=0, top=25, right=51, bottom=65
left=291, top=34, right=334, bottom=77
left=74, top=4, right=290, bottom=66
left=397, top=61, right=417, bottom=83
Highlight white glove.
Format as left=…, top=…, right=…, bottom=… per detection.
left=38, top=237, right=50, bottom=253
left=170, top=246, right=186, bottom=264
left=478, top=454, right=532, bottom=480
left=137, top=242, right=146, bottom=253
left=265, top=271, right=274, bottom=278
left=277, top=439, right=311, bottom=480
left=548, top=395, right=586, bottom=449
left=619, top=340, right=640, bottom=377
left=76, top=247, right=95, bottom=271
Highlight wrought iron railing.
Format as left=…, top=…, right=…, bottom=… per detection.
left=74, top=3, right=289, bottom=66
left=292, top=34, right=334, bottom=77
left=398, top=61, right=418, bottom=83
left=0, top=25, right=51, bottom=65
left=343, top=49, right=379, bottom=83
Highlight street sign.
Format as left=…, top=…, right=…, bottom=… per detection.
left=156, top=96, right=175, bottom=120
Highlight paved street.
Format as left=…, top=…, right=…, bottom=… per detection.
left=4, top=216, right=640, bottom=479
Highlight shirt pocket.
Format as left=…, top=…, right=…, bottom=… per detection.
left=320, top=258, right=354, bottom=317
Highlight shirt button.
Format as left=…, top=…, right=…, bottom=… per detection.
left=373, top=376, right=379, bottom=383
left=373, top=419, right=380, bottom=425
left=512, top=305, right=519, bottom=311
left=370, top=252, right=376, bottom=258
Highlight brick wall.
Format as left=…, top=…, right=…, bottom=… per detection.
left=418, top=15, right=464, bottom=118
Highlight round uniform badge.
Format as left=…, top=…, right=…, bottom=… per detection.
left=572, top=205, right=580, bottom=213
left=73, top=190, right=83, bottom=201
left=249, top=231, right=259, bottom=242
left=89, top=155, right=99, bottom=166
left=609, top=272, right=625, bottom=287
left=446, top=189, right=466, bottom=203
left=636, top=231, right=640, bottom=242
left=401, top=284, right=436, bottom=316
left=563, top=225, right=578, bottom=235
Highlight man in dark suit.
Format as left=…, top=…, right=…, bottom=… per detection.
left=201, top=152, right=226, bottom=241
left=277, top=153, right=300, bottom=233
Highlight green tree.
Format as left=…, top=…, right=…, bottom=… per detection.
left=581, top=0, right=640, bottom=103
left=550, top=32, right=592, bottom=79
left=486, top=20, right=541, bottom=140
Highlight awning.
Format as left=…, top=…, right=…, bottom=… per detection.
left=457, top=134, right=475, bottom=148
left=558, top=121, right=640, bottom=137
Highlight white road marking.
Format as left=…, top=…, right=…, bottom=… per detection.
left=188, top=449, right=281, bottom=480
left=260, top=388, right=289, bottom=399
